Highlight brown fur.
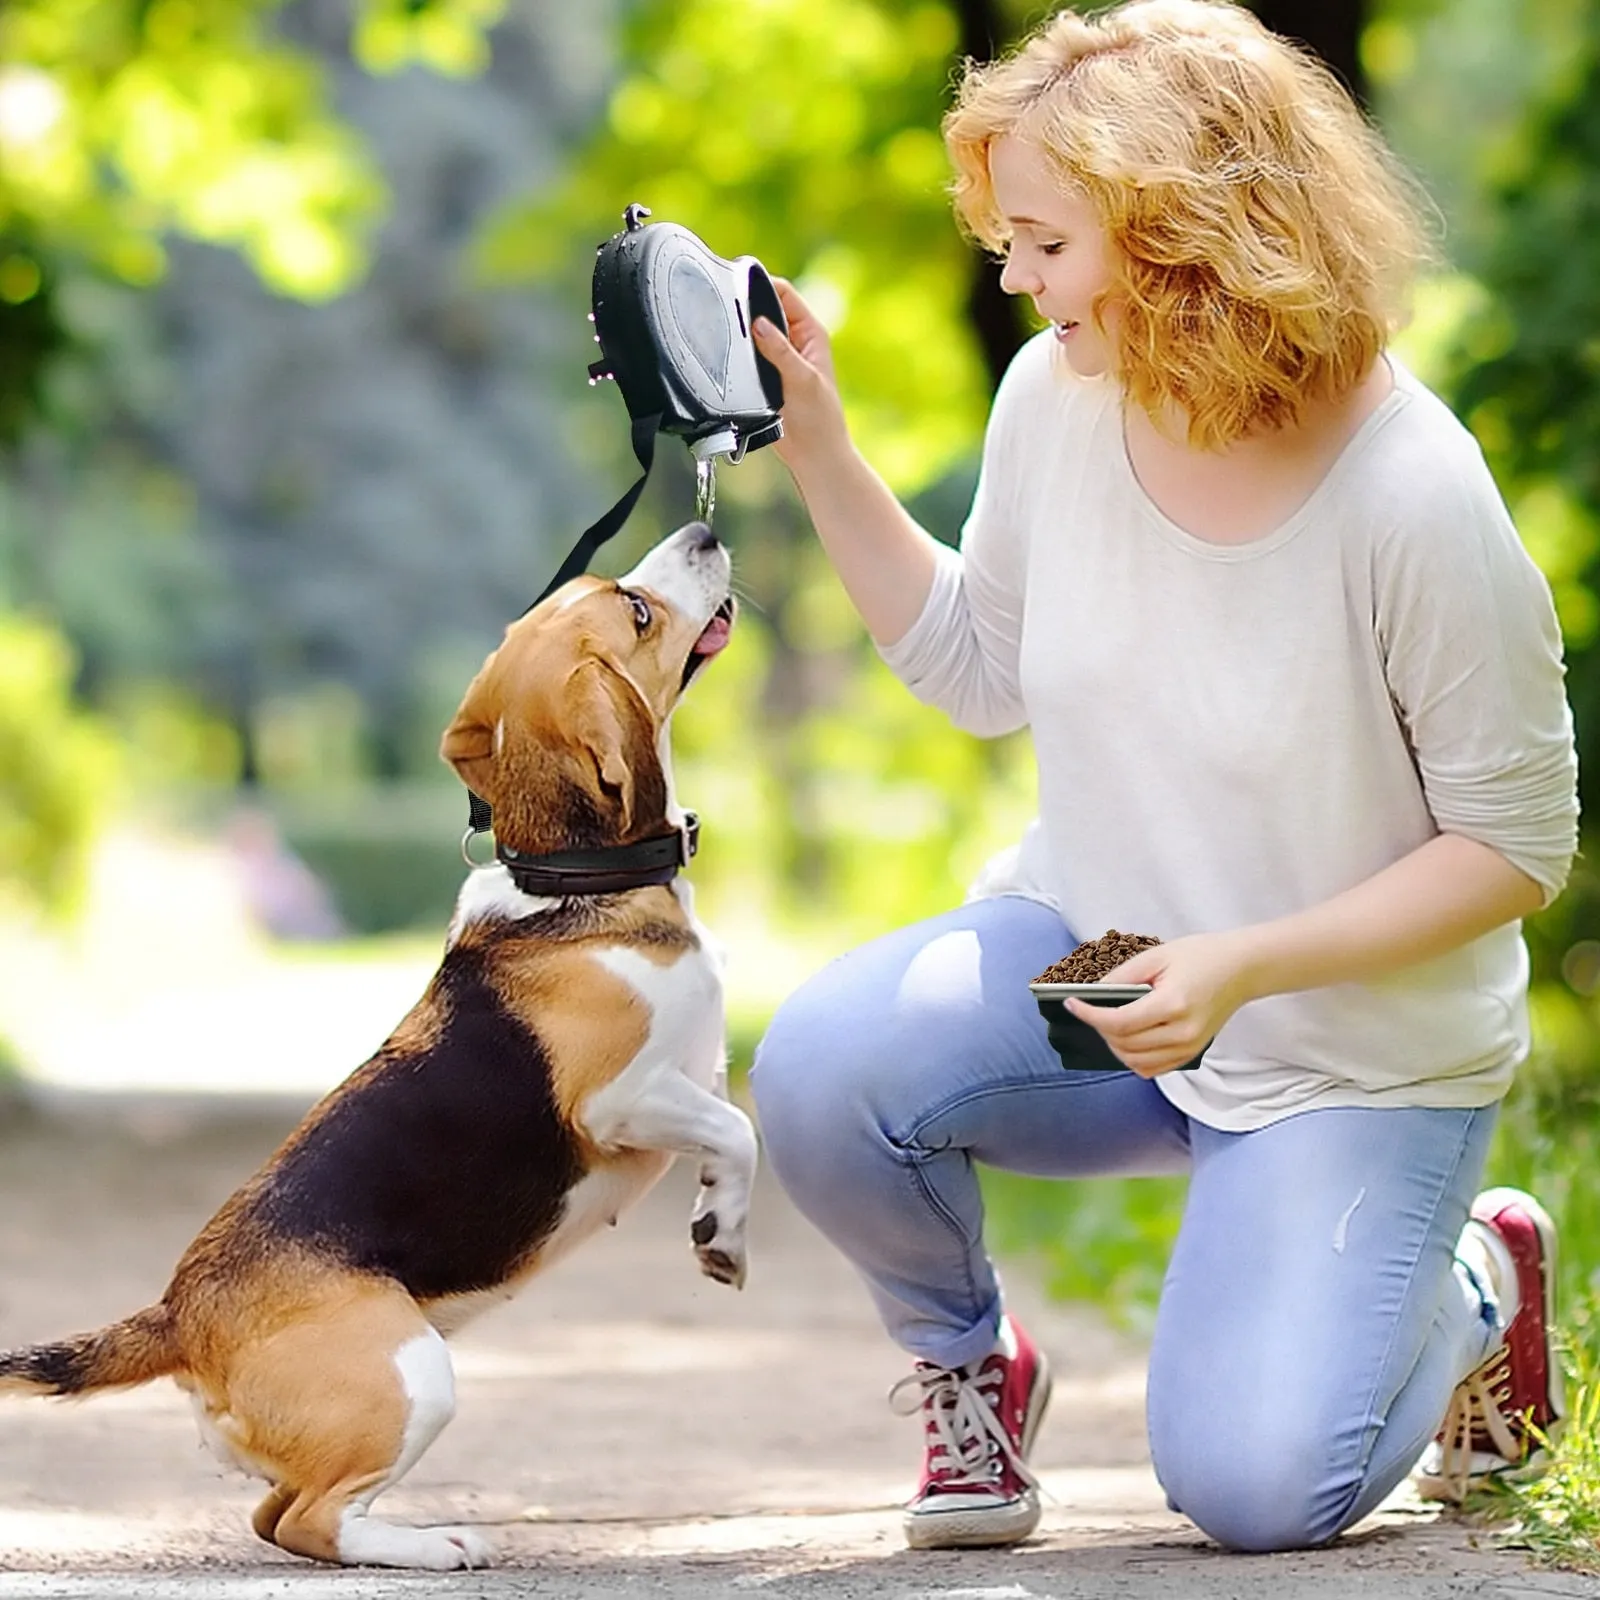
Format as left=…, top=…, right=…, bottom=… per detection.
left=191, top=1280, right=428, bottom=1565
left=490, top=950, right=651, bottom=1128
left=468, top=902, right=694, bottom=1126
left=0, top=1303, right=178, bottom=1396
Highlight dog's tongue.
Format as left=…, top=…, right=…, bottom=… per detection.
left=693, top=614, right=732, bottom=655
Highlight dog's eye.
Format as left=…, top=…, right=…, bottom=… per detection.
left=622, top=590, right=652, bottom=633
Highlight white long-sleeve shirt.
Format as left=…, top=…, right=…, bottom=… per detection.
left=881, top=332, right=1579, bottom=1130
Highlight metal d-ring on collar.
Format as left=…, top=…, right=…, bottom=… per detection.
left=460, top=813, right=700, bottom=898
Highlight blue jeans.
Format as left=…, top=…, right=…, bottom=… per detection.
left=750, top=896, right=1502, bottom=1552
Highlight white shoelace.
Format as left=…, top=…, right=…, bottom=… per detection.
left=888, top=1362, right=1039, bottom=1491
left=1416, top=1346, right=1524, bottom=1504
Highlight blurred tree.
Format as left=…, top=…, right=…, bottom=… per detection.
left=0, top=0, right=377, bottom=445
left=1, top=0, right=604, bottom=793
left=0, top=611, right=116, bottom=1092
left=949, top=0, right=1033, bottom=388
left=125, top=2, right=614, bottom=787
left=0, top=236, right=69, bottom=445
left=0, top=616, right=117, bottom=915
left=1362, top=0, right=1582, bottom=272
left=1447, top=2, right=1600, bottom=818
left=0, top=0, right=371, bottom=933
left=0, top=0, right=517, bottom=446
left=1253, top=0, right=1367, bottom=103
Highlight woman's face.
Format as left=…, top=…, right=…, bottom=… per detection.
left=990, top=134, right=1121, bottom=379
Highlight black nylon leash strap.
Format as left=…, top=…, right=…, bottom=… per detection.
left=465, top=409, right=662, bottom=842
left=527, top=409, right=661, bottom=614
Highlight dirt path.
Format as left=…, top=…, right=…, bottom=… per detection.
left=0, top=1093, right=1576, bottom=1597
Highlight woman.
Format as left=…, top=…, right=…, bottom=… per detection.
left=747, top=0, right=1578, bottom=1555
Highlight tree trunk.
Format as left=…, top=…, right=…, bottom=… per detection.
left=948, top=0, right=1034, bottom=391
left=1251, top=0, right=1368, bottom=105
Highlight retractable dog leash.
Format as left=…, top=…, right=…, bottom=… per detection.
left=524, top=204, right=786, bottom=603
left=463, top=205, right=788, bottom=855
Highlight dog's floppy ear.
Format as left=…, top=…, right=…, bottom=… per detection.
left=440, top=681, right=496, bottom=796
left=563, top=659, right=655, bottom=834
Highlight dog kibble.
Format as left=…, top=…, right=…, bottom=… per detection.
left=1034, top=929, right=1162, bottom=985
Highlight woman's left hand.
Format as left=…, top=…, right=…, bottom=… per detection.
left=1065, top=931, right=1258, bottom=1077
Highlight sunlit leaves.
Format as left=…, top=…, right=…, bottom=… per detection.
left=0, top=255, right=42, bottom=304
left=0, top=617, right=118, bottom=917
left=1513, top=483, right=1600, bottom=651
left=0, top=0, right=385, bottom=300
left=1366, top=0, right=1590, bottom=272
left=354, top=0, right=505, bottom=78
left=672, top=577, right=1037, bottom=941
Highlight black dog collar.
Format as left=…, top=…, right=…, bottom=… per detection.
left=494, top=813, right=699, bottom=898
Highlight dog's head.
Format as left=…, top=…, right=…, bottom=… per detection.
left=441, top=522, right=735, bottom=856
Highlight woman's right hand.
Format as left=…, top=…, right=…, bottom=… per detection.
left=752, top=279, right=853, bottom=473
left=749, top=276, right=938, bottom=645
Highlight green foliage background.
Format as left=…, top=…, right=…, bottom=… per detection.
left=0, top=615, right=117, bottom=915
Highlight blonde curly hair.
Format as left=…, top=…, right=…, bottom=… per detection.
left=943, top=0, right=1434, bottom=448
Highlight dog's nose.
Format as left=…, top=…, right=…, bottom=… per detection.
left=683, top=521, right=718, bottom=552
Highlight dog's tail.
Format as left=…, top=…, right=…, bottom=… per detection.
left=0, top=1304, right=180, bottom=1397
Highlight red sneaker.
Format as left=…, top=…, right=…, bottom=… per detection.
left=889, top=1315, right=1052, bottom=1549
left=1416, top=1187, right=1564, bottom=1503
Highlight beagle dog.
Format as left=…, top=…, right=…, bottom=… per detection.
left=0, top=522, right=756, bottom=1570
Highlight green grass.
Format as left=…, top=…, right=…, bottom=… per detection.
left=980, top=1169, right=1186, bottom=1338
left=1468, top=1315, right=1600, bottom=1574
left=1469, top=1068, right=1600, bottom=1572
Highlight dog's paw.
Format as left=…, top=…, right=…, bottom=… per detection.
left=425, top=1526, right=494, bottom=1571
left=337, top=1518, right=494, bottom=1570
left=689, top=1207, right=747, bottom=1288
